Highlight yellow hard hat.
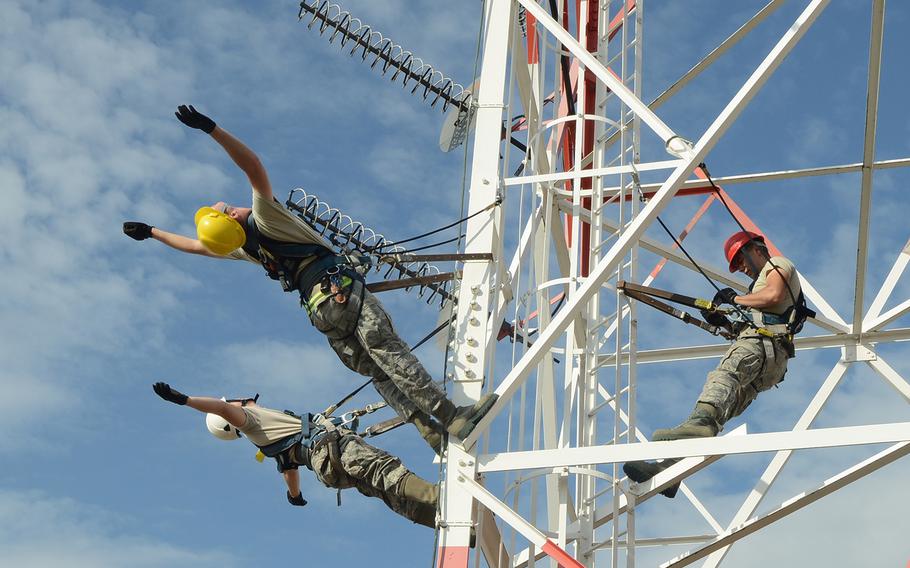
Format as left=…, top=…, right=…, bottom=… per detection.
left=194, top=206, right=246, bottom=255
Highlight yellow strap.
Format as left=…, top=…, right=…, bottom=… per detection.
left=306, top=276, right=354, bottom=313
left=753, top=327, right=792, bottom=341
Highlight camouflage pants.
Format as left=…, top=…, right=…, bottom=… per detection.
left=308, top=432, right=438, bottom=525
left=698, top=336, right=790, bottom=425
left=310, top=279, right=448, bottom=422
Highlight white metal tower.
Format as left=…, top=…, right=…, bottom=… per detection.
left=436, top=1, right=910, bottom=567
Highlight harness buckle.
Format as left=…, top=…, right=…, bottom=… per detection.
left=320, top=265, right=350, bottom=305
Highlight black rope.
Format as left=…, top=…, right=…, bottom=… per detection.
left=322, top=318, right=452, bottom=416
left=550, top=294, right=565, bottom=317
left=645, top=194, right=761, bottom=332
left=510, top=136, right=528, bottom=153
left=410, top=319, right=452, bottom=351
left=547, top=0, right=577, bottom=116
left=386, top=236, right=460, bottom=255
left=322, top=378, right=373, bottom=417
left=371, top=199, right=499, bottom=252
left=654, top=216, right=724, bottom=296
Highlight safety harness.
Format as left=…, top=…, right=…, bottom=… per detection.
left=242, top=216, right=368, bottom=314
left=742, top=278, right=814, bottom=359
left=745, top=280, right=815, bottom=337
left=254, top=401, right=392, bottom=506
left=253, top=411, right=356, bottom=470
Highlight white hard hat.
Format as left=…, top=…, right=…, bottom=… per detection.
left=206, top=413, right=242, bottom=441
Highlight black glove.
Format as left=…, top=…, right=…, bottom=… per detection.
left=713, top=287, right=738, bottom=306
left=287, top=491, right=307, bottom=507
left=700, top=308, right=730, bottom=328
left=123, top=222, right=153, bottom=241
left=175, top=104, right=216, bottom=134
left=153, top=382, right=188, bottom=405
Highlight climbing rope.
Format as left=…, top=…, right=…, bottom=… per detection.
left=642, top=185, right=762, bottom=333
left=699, top=163, right=802, bottom=312
left=369, top=198, right=501, bottom=252
left=633, top=161, right=812, bottom=336
left=636, top=165, right=768, bottom=332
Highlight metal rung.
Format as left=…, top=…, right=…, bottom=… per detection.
left=590, top=311, right=620, bottom=333
left=588, top=385, right=629, bottom=415
left=604, top=429, right=630, bottom=445
left=585, top=483, right=615, bottom=506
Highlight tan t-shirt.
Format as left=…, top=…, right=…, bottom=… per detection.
left=752, top=256, right=801, bottom=316
left=239, top=406, right=303, bottom=447
left=226, top=193, right=331, bottom=270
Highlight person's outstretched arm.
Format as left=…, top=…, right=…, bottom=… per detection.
left=123, top=222, right=224, bottom=258
left=152, top=382, right=247, bottom=428
left=175, top=104, right=273, bottom=201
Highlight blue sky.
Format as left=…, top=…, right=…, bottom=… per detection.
left=2, top=1, right=909, bottom=567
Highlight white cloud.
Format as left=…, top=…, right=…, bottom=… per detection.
left=0, top=490, right=236, bottom=568
left=209, top=338, right=360, bottom=408
left=785, top=116, right=850, bottom=166
left=0, top=0, right=229, bottom=445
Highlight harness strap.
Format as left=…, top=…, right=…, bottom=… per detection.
left=312, top=429, right=355, bottom=490
left=748, top=300, right=813, bottom=340
left=752, top=310, right=787, bottom=326
left=257, top=406, right=389, bottom=475
left=322, top=431, right=346, bottom=472
left=257, top=429, right=306, bottom=473
left=257, top=429, right=305, bottom=459
left=245, top=215, right=340, bottom=293
left=305, top=275, right=353, bottom=314
left=297, top=256, right=353, bottom=304
left=761, top=336, right=776, bottom=362
left=746, top=274, right=814, bottom=336
left=361, top=416, right=406, bottom=438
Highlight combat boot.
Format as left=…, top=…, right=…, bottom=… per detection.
left=652, top=402, right=721, bottom=442
left=412, top=413, right=444, bottom=456
left=622, top=459, right=680, bottom=498
left=400, top=473, right=440, bottom=529
left=436, top=393, right=499, bottom=440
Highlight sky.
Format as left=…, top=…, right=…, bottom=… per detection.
left=1, top=1, right=909, bottom=567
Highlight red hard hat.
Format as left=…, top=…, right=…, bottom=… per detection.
left=723, top=231, right=765, bottom=272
